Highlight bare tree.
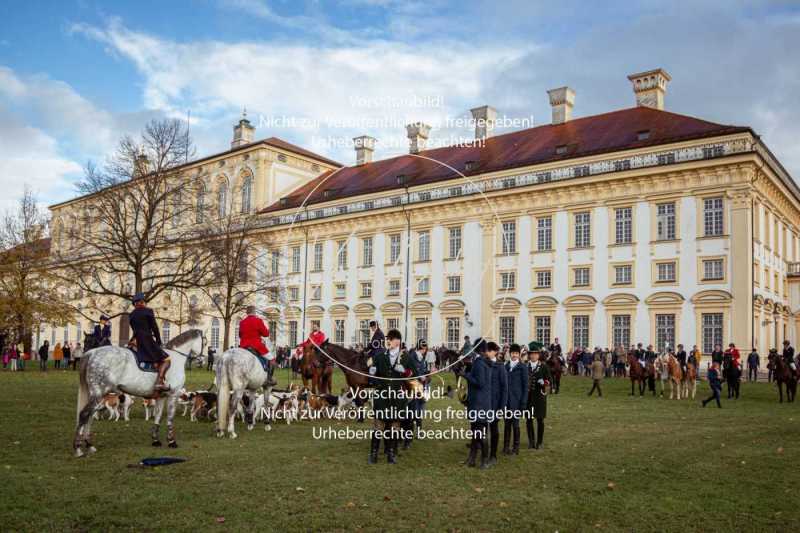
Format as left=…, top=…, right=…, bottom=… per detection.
left=195, top=198, right=285, bottom=351
left=0, top=187, right=73, bottom=352
left=52, top=119, right=214, bottom=314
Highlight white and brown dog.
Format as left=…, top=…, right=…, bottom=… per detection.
left=94, top=393, right=133, bottom=421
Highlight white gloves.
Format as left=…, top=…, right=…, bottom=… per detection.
left=395, top=364, right=405, bottom=374
left=537, top=379, right=544, bottom=385
left=369, top=367, right=376, bottom=376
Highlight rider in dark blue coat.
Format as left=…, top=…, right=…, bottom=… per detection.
left=93, top=315, right=112, bottom=347
left=461, top=341, right=496, bottom=469
left=503, top=344, right=528, bottom=455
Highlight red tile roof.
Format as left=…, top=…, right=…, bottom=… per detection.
left=262, top=107, right=750, bottom=213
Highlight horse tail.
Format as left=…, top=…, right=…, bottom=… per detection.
left=76, top=355, right=90, bottom=424
left=216, top=359, right=231, bottom=434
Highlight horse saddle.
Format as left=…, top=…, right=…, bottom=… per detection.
left=245, top=348, right=270, bottom=372
left=126, top=345, right=159, bottom=373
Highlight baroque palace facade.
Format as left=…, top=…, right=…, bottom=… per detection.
left=43, top=69, right=800, bottom=356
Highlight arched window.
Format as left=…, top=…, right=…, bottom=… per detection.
left=241, top=175, right=252, bottom=213
left=217, top=181, right=228, bottom=218
left=196, top=183, right=206, bottom=224
left=211, top=318, right=220, bottom=350
left=162, top=321, right=171, bottom=344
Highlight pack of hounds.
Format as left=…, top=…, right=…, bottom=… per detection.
left=95, top=385, right=356, bottom=429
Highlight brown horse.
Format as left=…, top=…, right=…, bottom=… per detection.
left=665, top=355, right=683, bottom=399
left=681, top=361, right=697, bottom=399
left=300, top=344, right=333, bottom=395
left=627, top=354, right=646, bottom=396
left=769, top=352, right=797, bottom=403
left=546, top=353, right=563, bottom=394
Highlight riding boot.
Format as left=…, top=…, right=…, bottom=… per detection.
left=154, top=359, right=171, bottom=392
left=266, top=365, right=278, bottom=387
left=367, top=434, right=380, bottom=464
left=512, top=425, right=520, bottom=455
left=526, top=418, right=536, bottom=449
left=479, top=439, right=491, bottom=469
left=536, top=419, right=545, bottom=449
left=502, top=423, right=512, bottom=455
left=464, top=440, right=478, bottom=467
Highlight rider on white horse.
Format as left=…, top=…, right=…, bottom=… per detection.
left=238, top=305, right=277, bottom=386
left=129, top=292, right=170, bottom=393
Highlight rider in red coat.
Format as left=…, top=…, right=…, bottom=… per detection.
left=239, top=306, right=269, bottom=356
left=300, top=323, right=326, bottom=350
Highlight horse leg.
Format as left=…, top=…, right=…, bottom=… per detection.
left=244, top=390, right=256, bottom=431
left=151, top=397, right=166, bottom=447
left=228, top=390, right=243, bottom=439
left=166, top=396, right=178, bottom=448
left=74, top=396, right=103, bottom=457
left=778, top=382, right=783, bottom=403
left=630, top=380, right=634, bottom=396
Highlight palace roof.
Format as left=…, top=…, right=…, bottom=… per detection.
left=262, top=107, right=750, bottom=213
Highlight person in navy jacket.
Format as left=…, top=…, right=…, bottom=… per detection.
left=461, top=341, right=494, bottom=469
left=502, top=343, right=528, bottom=455
left=702, top=361, right=723, bottom=408
left=485, top=343, right=508, bottom=466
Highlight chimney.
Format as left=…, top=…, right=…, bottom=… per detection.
left=405, top=122, right=431, bottom=154
left=232, top=108, right=255, bottom=148
left=547, top=86, right=575, bottom=125
left=627, top=68, right=671, bottom=110
left=133, top=149, right=149, bottom=178
left=470, top=105, right=497, bottom=140
left=353, top=135, right=376, bottom=165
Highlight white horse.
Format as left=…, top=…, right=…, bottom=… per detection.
left=73, top=329, right=204, bottom=457
left=215, top=348, right=275, bottom=439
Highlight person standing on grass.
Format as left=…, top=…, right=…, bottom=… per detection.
left=62, top=343, right=71, bottom=370
left=526, top=349, right=550, bottom=449
left=588, top=354, right=605, bottom=397
left=702, top=361, right=723, bottom=408
left=461, top=340, right=494, bottom=469
left=38, top=341, right=49, bottom=371
left=71, top=342, right=82, bottom=370
left=486, top=343, right=508, bottom=467
left=206, top=346, right=216, bottom=371
left=503, top=344, right=528, bottom=456
left=9, top=345, right=19, bottom=372
left=747, top=348, right=759, bottom=382
left=52, top=342, right=63, bottom=370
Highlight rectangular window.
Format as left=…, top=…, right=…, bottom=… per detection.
left=536, top=270, right=552, bottom=289
left=415, top=317, right=429, bottom=345
left=574, top=212, right=591, bottom=248
left=311, top=285, right=321, bottom=300
left=288, top=321, right=298, bottom=347
left=313, top=242, right=323, bottom=271
left=701, top=313, right=722, bottom=353
left=502, top=221, right=517, bottom=254
left=388, top=279, right=401, bottom=297
left=612, top=315, right=631, bottom=348
left=418, top=231, right=430, bottom=261
left=359, top=320, right=370, bottom=345
left=416, top=278, right=430, bottom=294
left=334, top=320, right=345, bottom=344
left=614, top=265, right=632, bottom=285
left=657, top=262, right=676, bottom=282
left=573, top=267, right=590, bottom=287
left=271, top=251, right=280, bottom=275
left=537, top=217, right=552, bottom=251
left=289, top=287, right=299, bottom=301
left=656, top=202, right=676, bottom=241
left=268, top=287, right=278, bottom=303
left=291, top=246, right=301, bottom=273
left=572, top=315, right=589, bottom=349
left=655, top=314, right=675, bottom=352
left=268, top=321, right=277, bottom=343
left=703, top=259, right=724, bottom=281
left=535, top=316, right=551, bottom=346
left=449, top=227, right=462, bottom=259
left=500, top=272, right=516, bottom=290
left=389, top=234, right=401, bottom=263
left=387, top=318, right=399, bottom=331
left=446, top=318, right=461, bottom=349
left=337, top=240, right=348, bottom=270
left=335, top=282, right=346, bottom=298
left=447, top=275, right=461, bottom=293
left=360, top=282, right=372, bottom=298
left=615, top=207, right=633, bottom=244
left=362, top=237, right=373, bottom=267
left=499, top=316, right=515, bottom=345
left=703, top=197, right=724, bottom=236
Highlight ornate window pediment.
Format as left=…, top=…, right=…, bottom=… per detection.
left=439, top=299, right=466, bottom=311
left=328, top=304, right=349, bottom=315
left=409, top=300, right=434, bottom=312
left=491, top=297, right=521, bottom=311
left=690, top=290, right=732, bottom=305
left=380, top=302, right=403, bottom=313
left=602, top=293, right=639, bottom=306
left=354, top=303, right=376, bottom=314
left=563, top=294, right=597, bottom=307
left=306, top=305, right=325, bottom=316
left=526, top=296, right=558, bottom=309
left=644, top=291, right=684, bottom=306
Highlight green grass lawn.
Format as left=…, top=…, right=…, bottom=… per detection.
left=1, top=366, right=799, bottom=532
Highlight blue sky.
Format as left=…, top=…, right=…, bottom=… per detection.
left=1, top=0, right=799, bottom=209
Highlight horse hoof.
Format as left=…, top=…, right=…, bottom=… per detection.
left=168, top=441, right=178, bottom=449
left=247, top=424, right=254, bottom=431
left=74, top=448, right=84, bottom=458
left=229, top=433, right=238, bottom=440
left=87, top=446, right=98, bottom=455
left=216, top=430, right=225, bottom=438
left=264, top=425, right=272, bottom=432
left=152, top=440, right=162, bottom=447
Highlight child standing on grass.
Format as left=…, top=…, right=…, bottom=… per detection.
left=702, top=361, right=723, bottom=408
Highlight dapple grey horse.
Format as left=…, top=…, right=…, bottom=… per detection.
left=73, top=329, right=204, bottom=457
left=215, top=348, right=274, bottom=439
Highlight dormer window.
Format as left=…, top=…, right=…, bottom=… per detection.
left=637, top=130, right=651, bottom=141
left=323, top=189, right=335, bottom=199
left=277, top=154, right=287, bottom=162
left=279, top=197, right=290, bottom=207
left=555, top=145, right=568, bottom=155
left=464, top=160, right=477, bottom=172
